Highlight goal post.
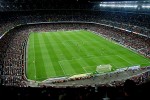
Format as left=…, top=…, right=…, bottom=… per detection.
left=96, top=64, right=112, bottom=73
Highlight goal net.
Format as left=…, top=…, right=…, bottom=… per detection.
left=96, top=64, right=112, bottom=73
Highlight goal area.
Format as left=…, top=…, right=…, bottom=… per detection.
left=96, top=64, right=112, bottom=73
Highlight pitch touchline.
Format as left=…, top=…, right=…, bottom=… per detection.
left=109, top=37, right=150, bottom=62
left=116, top=55, right=133, bottom=65
left=33, top=34, right=36, bottom=80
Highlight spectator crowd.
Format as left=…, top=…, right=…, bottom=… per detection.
left=0, top=11, right=150, bottom=99
left=0, top=22, right=150, bottom=88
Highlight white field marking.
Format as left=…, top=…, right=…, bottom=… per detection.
left=138, top=62, right=150, bottom=65
left=36, top=76, right=63, bottom=81
left=141, top=58, right=150, bottom=63
left=135, top=57, right=150, bottom=64
left=59, top=59, right=88, bottom=74
left=81, top=66, right=87, bottom=73
left=117, top=55, right=150, bottom=66
left=109, top=63, right=115, bottom=67
left=65, top=30, right=81, bottom=32
left=58, top=61, right=66, bottom=76
left=39, top=74, right=68, bottom=80
left=34, top=40, right=99, bottom=46
left=76, top=59, right=88, bottom=73
left=24, top=35, right=31, bottom=81
left=33, top=34, right=36, bottom=80
left=106, top=36, right=150, bottom=61
left=58, top=61, right=78, bottom=76
left=109, top=63, right=122, bottom=70
left=58, top=55, right=118, bottom=63
left=131, top=62, right=150, bottom=66
left=116, top=55, right=133, bottom=65
left=90, top=30, right=150, bottom=62
left=58, top=41, right=92, bottom=73
left=59, top=57, right=96, bottom=69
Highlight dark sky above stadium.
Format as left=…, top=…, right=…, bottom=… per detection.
left=0, top=0, right=149, bottom=5
left=0, top=0, right=148, bottom=3
left=0, top=0, right=149, bottom=11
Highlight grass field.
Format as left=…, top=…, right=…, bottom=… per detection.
left=27, top=30, right=150, bottom=81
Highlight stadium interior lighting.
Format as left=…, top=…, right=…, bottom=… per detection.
left=142, top=5, right=150, bottom=8
left=99, top=4, right=138, bottom=8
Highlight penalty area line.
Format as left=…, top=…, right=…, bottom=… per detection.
left=116, top=55, right=133, bottom=65
left=58, top=61, right=67, bottom=76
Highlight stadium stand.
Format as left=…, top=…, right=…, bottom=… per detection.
left=0, top=0, right=150, bottom=99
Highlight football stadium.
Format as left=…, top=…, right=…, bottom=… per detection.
left=0, top=0, right=150, bottom=99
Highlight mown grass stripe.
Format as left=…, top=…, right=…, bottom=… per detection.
left=65, top=31, right=100, bottom=72
left=46, top=32, right=76, bottom=75
left=52, top=32, right=84, bottom=74
left=27, top=34, right=36, bottom=80
left=60, top=32, right=89, bottom=74
left=27, top=30, right=150, bottom=81
left=42, top=33, right=65, bottom=77
left=38, top=34, right=57, bottom=77
left=34, top=34, right=47, bottom=81
left=72, top=31, right=103, bottom=66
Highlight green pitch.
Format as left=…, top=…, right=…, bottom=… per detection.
left=27, top=30, right=150, bottom=81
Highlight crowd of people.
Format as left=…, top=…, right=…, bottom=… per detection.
left=0, top=10, right=150, bottom=36
left=39, top=66, right=150, bottom=88
left=0, top=22, right=150, bottom=88
left=0, top=11, right=150, bottom=99
left=88, top=24, right=150, bottom=58
left=0, top=26, right=30, bottom=87
left=1, top=78, right=150, bottom=100
left=0, top=1, right=150, bottom=99
left=100, top=20, right=150, bottom=38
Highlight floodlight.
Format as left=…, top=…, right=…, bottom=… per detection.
left=142, top=5, right=150, bottom=9
left=100, top=4, right=138, bottom=8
